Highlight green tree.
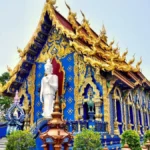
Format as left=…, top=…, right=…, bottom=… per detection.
left=0, top=72, right=10, bottom=85
left=0, top=96, right=12, bottom=110
left=6, top=130, right=36, bottom=150
left=121, top=130, right=141, bottom=150
left=0, top=72, right=12, bottom=121
left=73, top=128, right=102, bottom=150
left=144, top=130, right=150, bottom=143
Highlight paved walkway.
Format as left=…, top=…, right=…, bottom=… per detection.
left=0, top=138, right=7, bottom=150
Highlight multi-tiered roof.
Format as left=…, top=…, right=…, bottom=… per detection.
left=0, top=0, right=149, bottom=95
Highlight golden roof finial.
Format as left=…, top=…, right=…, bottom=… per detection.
left=100, top=24, right=107, bottom=43
left=128, top=54, right=135, bottom=65
left=121, top=48, right=128, bottom=61
left=65, top=1, right=77, bottom=29
left=46, top=0, right=56, bottom=5
left=65, top=1, right=71, bottom=13
left=101, top=24, right=106, bottom=35
left=7, top=65, right=12, bottom=73
left=17, top=47, right=25, bottom=58
left=80, top=10, right=90, bottom=26
left=109, top=38, right=115, bottom=46
left=7, top=65, right=13, bottom=77
left=113, top=43, right=120, bottom=54
left=136, top=57, right=142, bottom=68
left=80, top=10, right=86, bottom=22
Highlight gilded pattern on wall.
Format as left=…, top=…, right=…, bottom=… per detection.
left=74, top=52, right=80, bottom=120
left=78, top=55, right=86, bottom=88
left=37, top=27, right=74, bottom=63
left=28, top=64, right=36, bottom=126
left=79, top=74, right=100, bottom=101
left=102, top=78, right=116, bottom=133
left=19, top=82, right=31, bottom=130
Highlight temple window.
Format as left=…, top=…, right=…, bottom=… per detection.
left=113, top=88, right=123, bottom=135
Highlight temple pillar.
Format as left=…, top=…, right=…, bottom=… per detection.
left=137, top=107, right=141, bottom=135
left=102, top=78, right=116, bottom=134
left=120, top=98, right=124, bottom=132
left=94, top=99, right=103, bottom=121
left=114, top=99, right=119, bottom=135
left=134, top=105, right=137, bottom=131
left=78, top=102, right=84, bottom=120
left=141, top=109, right=144, bottom=134
left=123, top=101, right=127, bottom=131
left=127, top=103, right=132, bottom=130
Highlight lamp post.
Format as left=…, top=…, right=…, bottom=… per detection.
left=39, top=93, right=73, bottom=150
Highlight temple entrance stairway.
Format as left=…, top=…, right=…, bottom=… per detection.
left=0, top=138, right=7, bottom=150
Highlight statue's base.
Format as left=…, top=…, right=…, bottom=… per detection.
left=88, top=112, right=95, bottom=120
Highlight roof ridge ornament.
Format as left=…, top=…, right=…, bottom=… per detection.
left=46, top=0, right=56, bottom=5
left=100, top=24, right=107, bottom=43
left=128, top=54, right=135, bottom=65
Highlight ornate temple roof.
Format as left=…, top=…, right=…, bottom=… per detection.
left=0, top=0, right=150, bottom=95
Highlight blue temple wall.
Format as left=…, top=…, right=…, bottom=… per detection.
left=34, top=62, right=45, bottom=122
left=0, top=123, right=7, bottom=138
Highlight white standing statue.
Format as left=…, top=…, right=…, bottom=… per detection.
left=40, top=59, right=58, bottom=118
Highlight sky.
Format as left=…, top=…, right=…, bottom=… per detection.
left=0, top=0, right=150, bottom=79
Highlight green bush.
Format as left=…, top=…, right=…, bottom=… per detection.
left=121, top=130, right=141, bottom=150
left=6, top=130, right=35, bottom=150
left=144, top=130, right=150, bottom=143
left=73, top=128, right=102, bottom=150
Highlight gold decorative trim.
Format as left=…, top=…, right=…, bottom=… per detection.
left=112, top=87, right=121, bottom=100
left=74, top=52, right=79, bottom=120
left=28, top=64, right=36, bottom=126
left=80, top=77, right=100, bottom=100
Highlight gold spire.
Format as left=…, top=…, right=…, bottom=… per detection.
left=128, top=54, right=135, bottom=65
left=132, top=57, right=142, bottom=72
left=121, top=48, right=128, bottom=60
left=46, top=0, right=56, bottom=5
left=109, top=39, right=115, bottom=46
left=100, top=24, right=107, bottom=43
left=17, top=47, right=25, bottom=58
left=65, top=2, right=77, bottom=29
left=113, top=43, right=120, bottom=54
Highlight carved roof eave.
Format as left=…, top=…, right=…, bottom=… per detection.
left=137, top=72, right=150, bottom=87
left=127, top=72, right=142, bottom=86
left=112, top=70, right=135, bottom=89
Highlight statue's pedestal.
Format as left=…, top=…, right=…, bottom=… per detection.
left=88, top=120, right=95, bottom=129
left=88, top=112, right=95, bottom=120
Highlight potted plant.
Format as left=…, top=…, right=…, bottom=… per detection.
left=6, top=130, right=35, bottom=150
left=73, top=128, right=102, bottom=150
left=121, top=130, right=141, bottom=150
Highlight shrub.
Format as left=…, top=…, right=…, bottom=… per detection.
left=144, top=130, right=150, bottom=143
left=6, top=130, right=35, bottom=150
left=73, top=128, right=102, bottom=150
left=121, top=130, right=141, bottom=150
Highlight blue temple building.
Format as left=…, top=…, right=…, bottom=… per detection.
left=0, top=0, right=150, bottom=149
